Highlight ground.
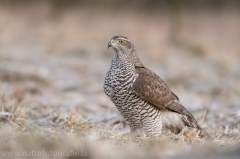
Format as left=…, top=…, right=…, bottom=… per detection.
left=0, top=3, right=240, bottom=159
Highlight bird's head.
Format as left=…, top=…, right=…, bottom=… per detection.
left=108, top=36, right=134, bottom=54
left=107, top=35, right=144, bottom=67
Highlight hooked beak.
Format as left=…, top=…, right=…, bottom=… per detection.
left=108, top=40, right=113, bottom=49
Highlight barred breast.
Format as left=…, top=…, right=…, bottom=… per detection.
left=104, top=58, right=163, bottom=137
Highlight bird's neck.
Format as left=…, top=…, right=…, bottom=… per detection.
left=112, top=52, right=134, bottom=70
left=112, top=49, right=145, bottom=69
left=129, top=49, right=145, bottom=68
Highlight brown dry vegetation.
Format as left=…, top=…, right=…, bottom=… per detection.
left=0, top=1, right=240, bottom=159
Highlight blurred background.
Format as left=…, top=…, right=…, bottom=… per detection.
left=0, top=0, right=240, bottom=158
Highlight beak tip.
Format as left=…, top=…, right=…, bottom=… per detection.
left=108, top=42, right=111, bottom=49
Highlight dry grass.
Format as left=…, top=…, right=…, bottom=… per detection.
left=0, top=2, right=240, bottom=159
left=0, top=97, right=239, bottom=159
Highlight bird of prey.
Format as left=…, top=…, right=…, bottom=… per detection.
left=104, top=36, right=209, bottom=138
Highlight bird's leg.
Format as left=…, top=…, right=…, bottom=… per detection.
left=129, top=129, right=136, bottom=140
left=129, top=128, right=149, bottom=141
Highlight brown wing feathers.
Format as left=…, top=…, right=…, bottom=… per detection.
left=133, top=67, right=201, bottom=130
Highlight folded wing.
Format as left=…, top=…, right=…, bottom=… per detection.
left=133, top=67, right=201, bottom=130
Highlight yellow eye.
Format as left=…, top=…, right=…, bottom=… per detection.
left=119, top=40, right=124, bottom=44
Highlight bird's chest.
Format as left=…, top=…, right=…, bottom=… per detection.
left=104, top=68, right=136, bottom=100
left=104, top=67, right=143, bottom=122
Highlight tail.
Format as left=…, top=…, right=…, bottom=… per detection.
left=166, top=101, right=212, bottom=139
left=181, top=113, right=212, bottom=139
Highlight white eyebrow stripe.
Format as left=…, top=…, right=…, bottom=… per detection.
left=118, top=38, right=131, bottom=42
